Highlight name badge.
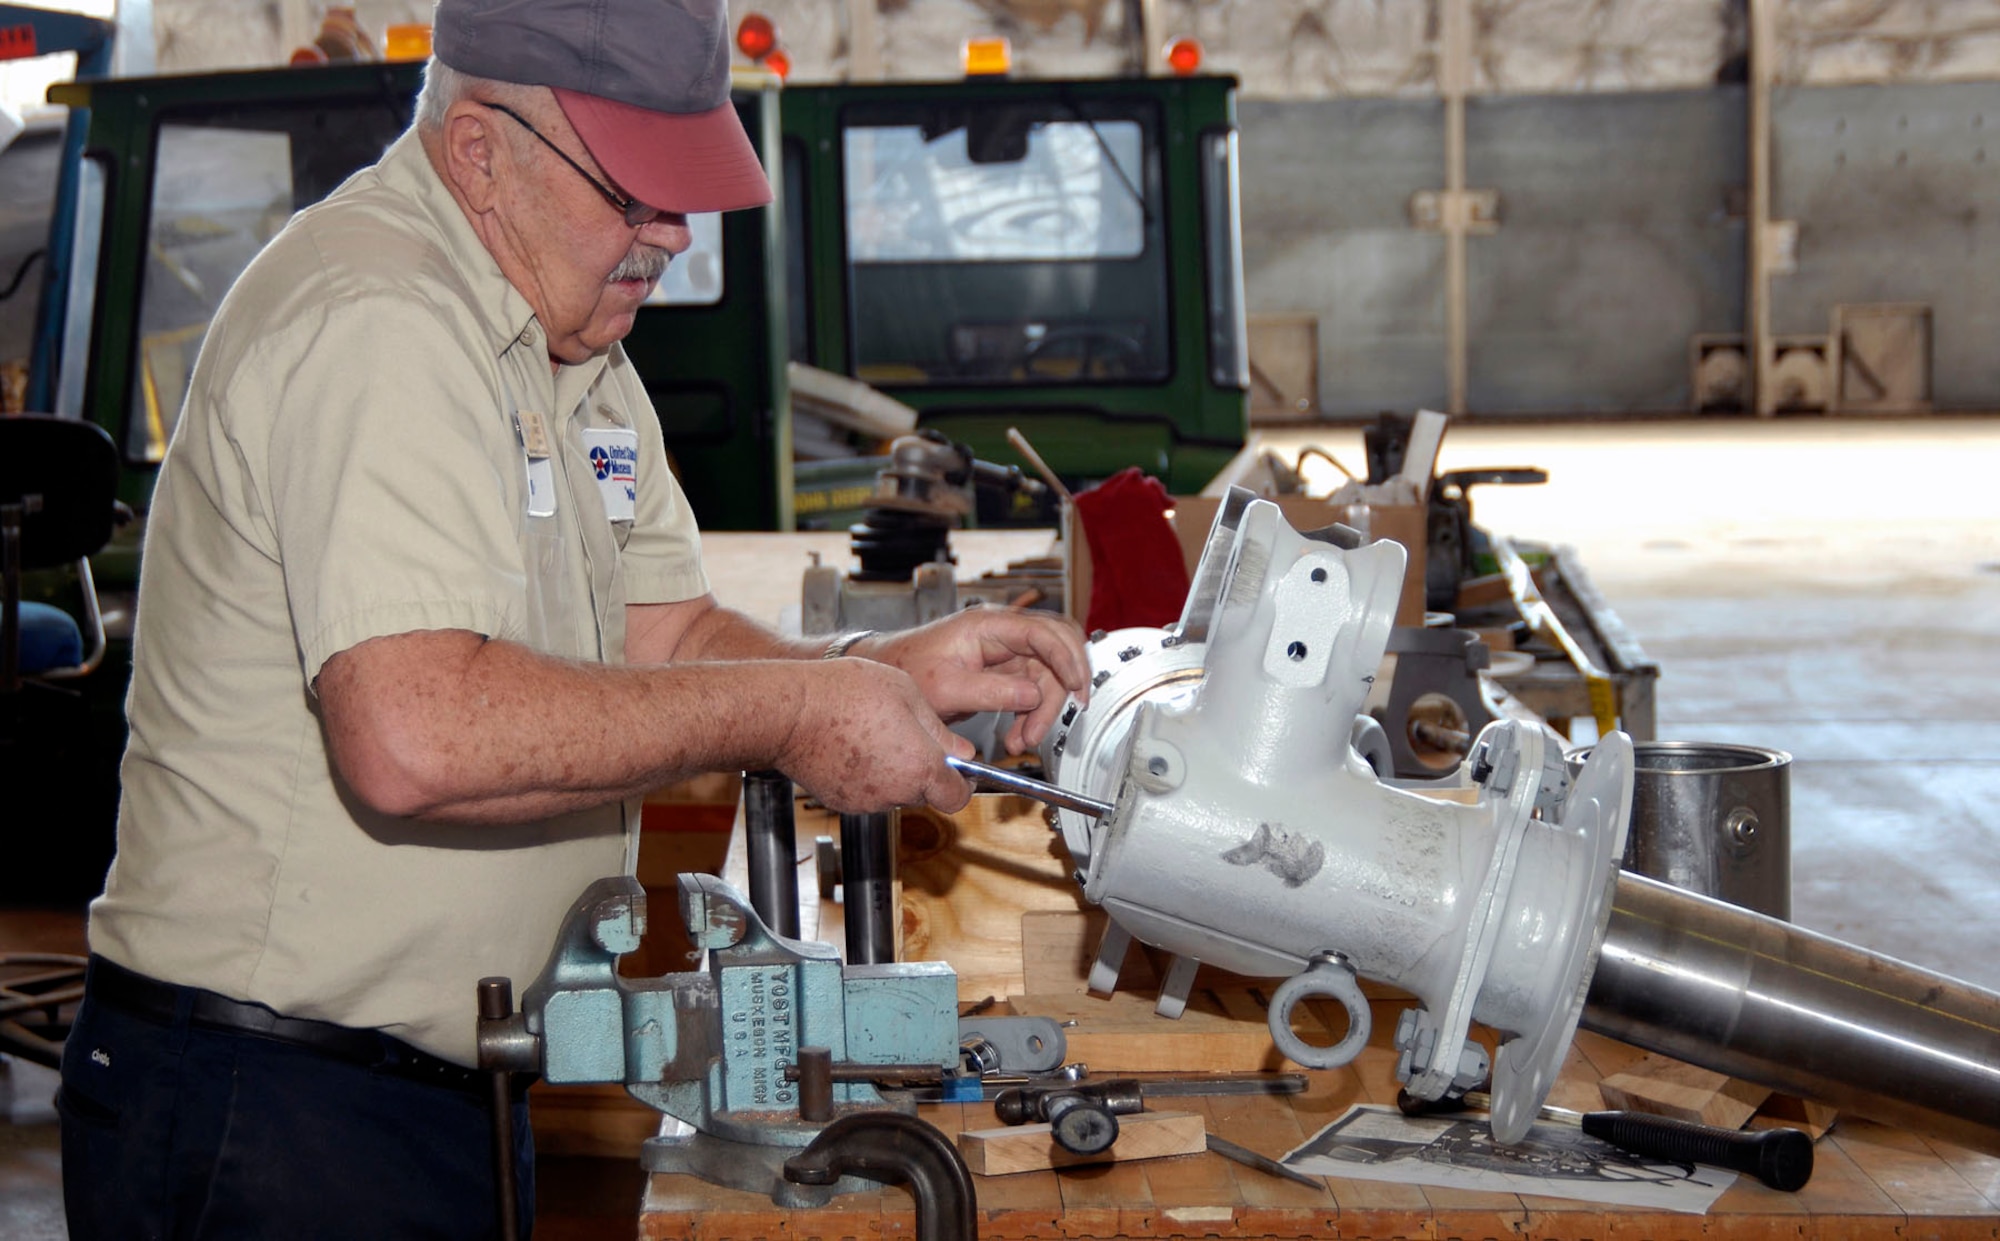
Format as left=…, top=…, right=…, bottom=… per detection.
left=516, top=409, right=556, bottom=518
left=583, top=428, right=639, bottom=522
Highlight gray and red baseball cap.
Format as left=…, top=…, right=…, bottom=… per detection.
left=432, top=0, right=773, bottom=214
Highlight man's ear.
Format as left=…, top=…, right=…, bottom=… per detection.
left=439, top=103, right=502, bottom=214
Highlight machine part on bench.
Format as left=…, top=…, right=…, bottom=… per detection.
left=1086, top=920, right=1135, bottom=998
left=988, top=1072, right=1304, bottom=1136
left=840, top=811, right=897, bottom=964
left=957, top=1034, right=1000, bottom=1076
left=1585, top=871, right=2000, bottom=1157
left=1041, top=490, right=1636, bottom=1143
left=800, top=432, right=975, bottom=631
left=1377, top=626, right=1500, bottom=778
left=743, top=770, right=801, bottom=940
left=784, top=1112, right=979, bottom=1241
left=1267, top=952, right=1370, bottom=1068
left=957, top=1014, right=1067, bottom=1073
left=1153, top=953, right=1201, bottom=1019
left=482, top=874, right=963, bottom=1203
left=1349, top=713, right=1394, bottom=778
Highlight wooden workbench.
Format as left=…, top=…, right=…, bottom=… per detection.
left=617, top=539, right=1986, bottom=1236
left=634, top=1016, right=2000, bottom=1241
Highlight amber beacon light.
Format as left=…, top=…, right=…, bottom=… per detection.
left=962, top=36, right=1013, bottom=77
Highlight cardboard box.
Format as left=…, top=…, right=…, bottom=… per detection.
left=1066, top=494, right=1427, bottom=630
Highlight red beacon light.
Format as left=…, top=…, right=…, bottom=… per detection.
left=764, top=47, right=791, bottom=79
left=736, top=12, right=777, bottom=62
left=1164, top=36, right=1203, bottom=76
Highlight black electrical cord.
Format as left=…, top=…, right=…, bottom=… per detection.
left=0, top=249, right=46, bottom=302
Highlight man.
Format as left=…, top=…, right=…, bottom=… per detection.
left=56, top=0, right=1090, bottom=1236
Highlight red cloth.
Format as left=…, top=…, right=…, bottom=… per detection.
left=1073, top=468, right=1193, bottom=633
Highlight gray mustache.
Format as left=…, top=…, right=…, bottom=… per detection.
left=610, top=247, right=670, bottom=283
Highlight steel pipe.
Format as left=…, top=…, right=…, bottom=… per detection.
left=743, top=770, right=801, bottom=939
left=1584, top=871, right=2000, bottom=1155
left=839, top=811, right=897, bottom=964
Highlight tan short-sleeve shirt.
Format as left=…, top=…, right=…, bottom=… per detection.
left=88, top=130, right=709, bottom=1065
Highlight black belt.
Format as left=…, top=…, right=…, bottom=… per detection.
left=85, top=955, right=524, bottom=1099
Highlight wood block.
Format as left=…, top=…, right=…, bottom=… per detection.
left=891, top=794, right=1088, bottom=1003
left=1021, top=908, right=1140, bottom=997
left=1597, top=1052, right=1772, bottom=1130
left=1753, top=1092, right=1839, bottom=1141
left=958, top=1110, right=1207, bottom=1175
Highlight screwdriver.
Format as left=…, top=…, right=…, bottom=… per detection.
left=1396, top=1089, right=1814, bottom=1192
left=945, top=755, right=1113, bottom=818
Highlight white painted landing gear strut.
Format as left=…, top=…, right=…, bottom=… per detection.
left=1039, top=490, right=1635, bottom=1143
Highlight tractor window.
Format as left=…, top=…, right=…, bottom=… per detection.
left=125, top=92, right=411, bottom=464
left=130, top=124, right=294, bottom=462
left=840, top=104, right=1168, bottom=387
left=846, top=121, right=1144, bottom=262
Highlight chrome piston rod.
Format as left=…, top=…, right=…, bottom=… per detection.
left=1584, top=871, right=2000, bottom=1155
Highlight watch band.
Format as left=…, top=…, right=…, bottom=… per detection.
left=820, top=629, right=877, bottom=660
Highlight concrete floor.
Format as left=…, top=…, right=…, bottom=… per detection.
left=4, top=413, right=1998, bottom=1236
left=1278, top=413, right=2000, bottom=992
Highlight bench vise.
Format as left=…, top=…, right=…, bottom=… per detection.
left=479, top=872, right=976, bottom=1203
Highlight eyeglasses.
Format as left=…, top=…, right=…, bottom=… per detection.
left=479, top=101, right=661, bottom=227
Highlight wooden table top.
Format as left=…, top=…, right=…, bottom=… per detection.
left=635, top=1020, right=2000, bottom=1240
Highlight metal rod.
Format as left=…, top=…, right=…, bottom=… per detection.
left=1584, top=871, right=2000, bottom=1156
left=477, top=978, right=521, bottom=1241
left=797, top=1046, right=835, bottom=1123
left=742, top=770, right=801, bottom=939
left=1206, top=1133, right=1325, bottom=1189
left=945, top=755, right=1113, bottom=818
left=840, top=810, right=897, bottom=964
left=1005, top=427, right=1074, bottom=506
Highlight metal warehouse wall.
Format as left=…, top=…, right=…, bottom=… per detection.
left=43, top=1, right=2000, bottom=416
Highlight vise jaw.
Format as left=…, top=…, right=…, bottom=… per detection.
left=479, top=873, right=959, bottom=1167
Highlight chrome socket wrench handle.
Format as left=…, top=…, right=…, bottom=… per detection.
left=945, top=756, right=1114, bottom=819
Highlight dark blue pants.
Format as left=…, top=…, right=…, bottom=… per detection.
left=58, top=964, right=534, bottom=1240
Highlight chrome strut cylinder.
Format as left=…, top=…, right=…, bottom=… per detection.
left=1587, top=872, right=2000, bottom=1156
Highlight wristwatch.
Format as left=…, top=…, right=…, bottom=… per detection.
left=820, top=630, right=876, bottom=660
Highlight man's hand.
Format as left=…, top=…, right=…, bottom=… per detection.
left=862, top=608, right=1091, bottom=755
left=776, top=658, right=976, bottom=814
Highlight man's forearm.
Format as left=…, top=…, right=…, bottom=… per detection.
left=319, top=629, right=816, bottom=825
left=668, top=603, right=830, bottom=663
